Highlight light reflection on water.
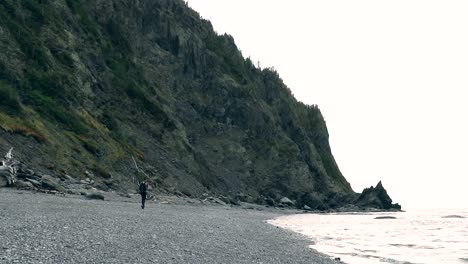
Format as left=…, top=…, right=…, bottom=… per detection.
left=268, top=209, right=468, bottom=264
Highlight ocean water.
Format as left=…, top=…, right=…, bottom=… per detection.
left=268, top=209, right=468, bottom=264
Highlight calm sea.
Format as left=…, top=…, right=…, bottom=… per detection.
left=268, top=209, right=468, bottom=264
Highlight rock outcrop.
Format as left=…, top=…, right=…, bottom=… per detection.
left=41, top=175, right=65, bottom=192
left=355, top=181, right=401, bottom=210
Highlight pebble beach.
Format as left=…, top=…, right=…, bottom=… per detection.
left=0, top=189, right=340, bottom=264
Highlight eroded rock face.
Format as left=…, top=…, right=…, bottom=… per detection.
left=0, top=0, right=362, bottom=207
left=295, top=192, right=328, bottom=210
left=355, top=181, right=401, bottom=210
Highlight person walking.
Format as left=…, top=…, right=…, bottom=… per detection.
left=139, top=180, right=149, bottom=209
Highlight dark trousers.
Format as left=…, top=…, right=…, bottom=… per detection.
left=141, top=192, right=147, bottom=209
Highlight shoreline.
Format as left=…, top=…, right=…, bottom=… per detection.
left=0, top=188, right=342, bottom=264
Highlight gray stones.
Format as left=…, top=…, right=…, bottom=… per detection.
left=25, top=178, right=41, bottom=187
left=16, top=166, right=36, bottom=180
left=65, top=189, right=81, bottom=195
left=0, top=149, right=75, bottom=195
left=94, top=183, right=109, bottom=192
left=265, top=197, right=276, bottom=207
left=86, top=193, right=105, bottom=200
left=279, top=197, right=295, bottom=206
left=119, top=192, right=131, bottom=198
left=236, top=193, right=255, bottom=203
left=62, top=174, right=75, bottom=181
left=209, top=197, right=226, bottom=206
left=225, top=196, right=240, bottom=206
left=41, top=175, right=65, bottom=192
left=13, top=180, right=35, bottom=190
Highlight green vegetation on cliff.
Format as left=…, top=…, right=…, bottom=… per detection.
left=0, top=0, right=355, bottom=209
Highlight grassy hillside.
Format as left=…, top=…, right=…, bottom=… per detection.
left=0, top=0, right=355, bottom=208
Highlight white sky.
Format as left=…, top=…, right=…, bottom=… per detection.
left=186, top=0, right=468, bottom=209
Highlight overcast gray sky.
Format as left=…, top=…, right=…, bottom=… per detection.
left=186, top=0, right=468, bottom=209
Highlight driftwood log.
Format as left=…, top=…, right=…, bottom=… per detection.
left=0, top=148, right=18, bottom=187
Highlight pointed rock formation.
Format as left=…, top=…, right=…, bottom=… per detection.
left=355, top=181, right=401, bottom=210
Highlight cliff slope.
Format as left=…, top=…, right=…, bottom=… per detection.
left=0, top=0, right=356, bottom=208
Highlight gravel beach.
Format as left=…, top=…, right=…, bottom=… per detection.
left=0, top=189, right=339, bottom=264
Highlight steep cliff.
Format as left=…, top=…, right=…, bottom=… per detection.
left=0, top=0, right=357, bottom=208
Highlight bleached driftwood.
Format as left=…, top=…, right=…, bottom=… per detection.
left=0, top=148, right=18, bottom=187
left=132, top=155, right=151, bottom=183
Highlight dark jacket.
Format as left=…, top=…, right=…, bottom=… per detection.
left=139, top=182, right=147, bottom=194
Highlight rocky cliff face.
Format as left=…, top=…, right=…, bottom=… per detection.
left=0, top=0, right=362, bottom=208
left=355, top=181, right=401, bottom=210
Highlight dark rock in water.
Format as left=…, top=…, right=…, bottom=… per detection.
left=375, top=216, right=397, bottom=219
left=86, top=193, right=105, bottom=200
left=442, top=215, right=465, bottom=219
left=355, top=181, right=401, bottom=210
left=41, top=175, right=65, bottom=192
